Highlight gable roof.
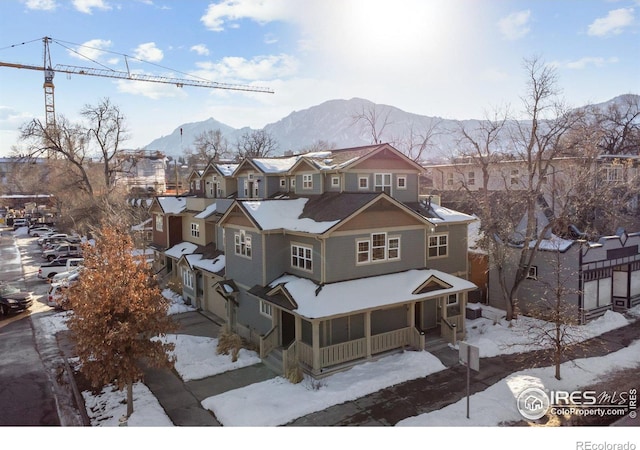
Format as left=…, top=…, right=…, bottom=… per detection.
left=151, top=196, right=188, bottom=214
left=251, top=269, right=477, bottom=319
left=222, top=192, right=427, bottom=235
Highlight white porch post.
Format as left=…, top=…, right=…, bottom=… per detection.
left=365, top=311, right=372, bottom=358
left=408, top=303, right=415, bottom=328
left=312, top=320, right=320, bottom=372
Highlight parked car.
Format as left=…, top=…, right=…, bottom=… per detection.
left=28, top=226, right=55, bottom=237
left=38, top=257, right=84, bottom=280
left=0, top=283, right=33, bottom=316
left=42, top=243, right=83, bottom=262
left=48, top=271, right=80, bottom=309
left=38, top=233, right=69, bottom=246
left=12, top=218, right=28, bottom=230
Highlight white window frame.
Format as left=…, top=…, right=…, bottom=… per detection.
left=155, top=214, right=163, bottom=232
left=527, top=266, right=538, bottom=280
left=291, top=244, right=313, bottom=272
left=290, top=178, right=296, bottom=188
left=358, top=176, right=369, bottom=190
left=195, top=179, right=201, bottom=190
left=468, top=172, right=475, bottom=186
left=260, top=300, right=273, bottom=318
left=447, top=293, right=458, bottom=305
left=234, top=230, right=252, bottom=259
left=190, top=222, right=200, bottom=238
left=428, top=233, right=448, bottom=259
left=280, top=178, right=286, bottom=188
left=374, top=173, right=392, bottom=193
left=182, top=267, right=194, bottom=289
left=446, top=173, right=454, bottom=186
left=356, top=233, right=401, bottom=264
left=397, top=176, right=407, bottom=190
left=331, top=176, right=340, bottom=188
left=302, top=174, right=313, bottom=190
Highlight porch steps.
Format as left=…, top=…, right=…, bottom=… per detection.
left=263, top=348, right=284, bottom=375
left=424, top=335, right=450, bottom=352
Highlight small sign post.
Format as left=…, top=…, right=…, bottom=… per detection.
left=459, top=341, right=479, bottom=419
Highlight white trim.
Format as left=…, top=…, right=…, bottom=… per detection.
left=260, top=300, right=273, bottom=318
left=428, top=233, right=448, bottom=259
left=291, top=243, right=313, bottom=272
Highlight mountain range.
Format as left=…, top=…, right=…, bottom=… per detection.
left=144, top=95, right=637, bottom=162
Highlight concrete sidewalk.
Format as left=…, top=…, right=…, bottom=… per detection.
left=142, top=310, right=640, bottom=427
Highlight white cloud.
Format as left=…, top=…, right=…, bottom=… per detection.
left=588, top=8, right=635, bottom=36
left=67, top=39, right=113, bottom=62
left=22, top=0, right=57, bottom=10
left=200, top=0, right=294, bottom=31
left=115, top=77, right=189, bottom=100
left=564, top=56, right=618, bottom=69
left=195, top=54, right=299, bottom=81
left=72, top=0, right=111, bottom=14
left=190, top=44, right=210, bottom=56
left=498, top=10, right=532, bottom=40
left=133, top=42, right=164, bottom=63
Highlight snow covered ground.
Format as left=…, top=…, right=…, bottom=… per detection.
left=35, top=292, right=640, bottom=432
left=9, top=228, right=640, bottom=446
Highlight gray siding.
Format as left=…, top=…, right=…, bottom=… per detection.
left=265, top=235, right=322, bottom=283
left=236, top=290, right=273, bottom=335
left=427, top=224, right=468, bottom=275
left=294, top=173, right=323, bottom=195
left=225, top=228, right=263, bottom=288
left=325, top=228, right=425, bottom=283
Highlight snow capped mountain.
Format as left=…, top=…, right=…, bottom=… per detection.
left=144, top=95, right=638, bottom=162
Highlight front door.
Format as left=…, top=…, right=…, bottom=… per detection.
left=421, top=298, right=438, bottom=330
left=281, top=311, right=295, bottom=346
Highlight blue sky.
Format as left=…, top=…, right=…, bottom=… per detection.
left=0, top=0, right=638, bottom=154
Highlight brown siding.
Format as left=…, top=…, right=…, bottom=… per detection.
left=225, top=213, right=255, bottom=228
left=168, top=216, right=183, bottom=247
left=336, top=201, right=423, bottom=231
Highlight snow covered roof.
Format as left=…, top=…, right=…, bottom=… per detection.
left=192, top=254, right=226, bottom=274
left=215, top=163, right=238, bottom=177
left=264, top=269, right=477, bottom=319
left=157, top=196, right=187, bottom=214
left=250, top=156, right=300, bottom=174
left=530, top=234, right=575, bottom=252
left=165, top=242, right=198, bottom=259
left=428, top=204, right=476, bottom=224
left=195, top=202, right=219, bottom=219
left=240, top=198, right=339, bottom=233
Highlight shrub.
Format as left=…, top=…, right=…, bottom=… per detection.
left=217, top=329, right=243, bottom=362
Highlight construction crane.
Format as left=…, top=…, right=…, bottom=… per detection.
left=0, top=37, right=274, bottom=129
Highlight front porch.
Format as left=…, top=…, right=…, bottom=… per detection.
left=259, top=298, right=466, bottom=377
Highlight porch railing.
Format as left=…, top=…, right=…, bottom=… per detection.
left=371, top=327, right=411, bottom=354
left=295, top=327, right=414, bottom=371
left=260, top=326, right=278, bottom=358
left=441, top=317, right=458, bottom=345
left=321, top=337, right=367, bottom=367
left=410, top=327, right=425, bottom=350
left=282, top=340, right=297, bottom=375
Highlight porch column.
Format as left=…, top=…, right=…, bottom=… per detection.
left=295, top=316, right=302, bottom=342
left=408, top=303, right=415, bottom=328
left=365, top=311, right=371, bottom=358
left=312, top=320, right=320, bottom=372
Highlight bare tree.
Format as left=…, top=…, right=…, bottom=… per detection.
left=523, top=243, right=585, bottom=380
left=18, top=98, right=132, bottom=234
left=593, top=94, right=640, bottom=155
left=399, top=119, right=445, bottom=162
left=351, top=103, right=394, bottom=144
left=455, top=56, right=580, bottom=321
left=235, top=129, right=278, bottom=159
left=189, top=129, right=230, bottom=165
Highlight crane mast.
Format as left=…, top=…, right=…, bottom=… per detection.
left=0, top=36, right=274, bottom=129
left=43, top=37, right=55, bottom=129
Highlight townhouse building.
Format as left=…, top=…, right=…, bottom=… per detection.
left=149, top=143, right=478, bottom=377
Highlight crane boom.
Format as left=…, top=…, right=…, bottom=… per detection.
left=0, top=61, right=274, bottom=93
left=0, top=36, right=274, bottom=131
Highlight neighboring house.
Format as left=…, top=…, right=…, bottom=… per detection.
left=151, top=143, right=479, bottom=377
left=487, top=205, right=640, bottom=323
left=117, top=150, right=167, bottom=195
